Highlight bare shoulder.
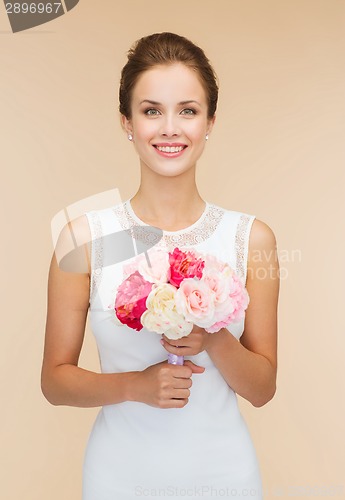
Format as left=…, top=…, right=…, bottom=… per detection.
left=54, top=213, right=92, bottom=276
left=249, top=218, right=277, bottom=252
left=246, top=217, right=280, bottom=295
left=247, top=218, right=278, bottom=273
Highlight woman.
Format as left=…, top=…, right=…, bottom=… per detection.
left=41, top=32, right=279, bottom=499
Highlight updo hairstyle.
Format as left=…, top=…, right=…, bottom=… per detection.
left=119, top=32, right=219, bottom=120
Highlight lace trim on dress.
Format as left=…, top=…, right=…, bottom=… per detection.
left=112, top=201, right=225, bottom=249
left=235, top=213, right=254, bottom=284
left=88, top=210, right=103, bottom=304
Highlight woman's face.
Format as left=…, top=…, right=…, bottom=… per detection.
left=122, top=63, right=215, bottom=177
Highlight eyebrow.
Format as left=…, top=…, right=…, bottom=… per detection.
left=139, top=99, right=201, bottom=106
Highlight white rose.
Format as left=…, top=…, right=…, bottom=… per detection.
left=141, top=283, right=193, bottom=340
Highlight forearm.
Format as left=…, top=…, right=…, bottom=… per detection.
left=41, top=364, right=139, bottom=408
left=206, top=328, right=276, bottom=407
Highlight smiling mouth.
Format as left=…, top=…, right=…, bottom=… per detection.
left=153, top=145, right=187, bottom=153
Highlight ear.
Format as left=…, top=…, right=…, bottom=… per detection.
left=120, top=114, right=133, bottom=135
left=206, top=114, right=216, bottom=136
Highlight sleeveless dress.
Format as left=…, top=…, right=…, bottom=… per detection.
left=82, top=199, right=263, bottom=500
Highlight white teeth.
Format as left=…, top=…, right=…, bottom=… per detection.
left=156, top=146, right=184, bottom=153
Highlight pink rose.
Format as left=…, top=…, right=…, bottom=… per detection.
left=115, top=271, right=153, bottom=331
left=228, top=273, right=250, bottom=322
left=123, top=249, right=171, bottom=284
left=168, top=247, right=205, bottom=287
left=203, top=267, right=232, bottom=306
left=205, top=273, right=250, bottom=333
left=175, top=278, right=216, bottom=328
left=138, top=249, right=171, bottom=284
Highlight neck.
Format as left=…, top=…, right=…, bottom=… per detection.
left=129, top=162, right=205, bottom=228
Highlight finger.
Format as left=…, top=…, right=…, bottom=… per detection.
left=161, top=338, right=190, bottom=352
left=170, top=388, right=191, bottom=399
left=164, top=344, right=189, bottom=356
left=173, top=363, right=204, bottom=379
left=184, top=360, right=205, bottom=373
left=166, top=398, right=189, bottom=409
left=173, top=377, right=193, bottom=389
left=162, top=334, right=190, bottom=346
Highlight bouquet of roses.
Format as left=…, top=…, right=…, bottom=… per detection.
left=113, top=247, right=249, bottom=365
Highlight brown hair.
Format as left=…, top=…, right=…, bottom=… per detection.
left=119, top=32, right=219, bottom=120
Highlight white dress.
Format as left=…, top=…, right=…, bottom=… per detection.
left=82, top=199, right=263, bottom=500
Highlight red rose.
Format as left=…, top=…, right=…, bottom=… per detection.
left=115, top=271, right=153, bottom=331
left=168, top=247, right=205, bottom=287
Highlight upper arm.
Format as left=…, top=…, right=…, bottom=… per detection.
left=240, top=219, right=280, bottom=372
left=41, top=214, right=92, bottom=381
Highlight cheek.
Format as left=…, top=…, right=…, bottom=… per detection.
left=134, top=118, right=157, bottom=139
left=187, top=120, right=207, bottom=140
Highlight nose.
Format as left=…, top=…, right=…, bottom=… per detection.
left=159, top=113, right=180, bottom=137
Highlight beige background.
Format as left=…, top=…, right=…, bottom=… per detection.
left=1, top=1, right=344, bottom=498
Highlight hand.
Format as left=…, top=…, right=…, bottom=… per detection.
left=161, top=325, right=211, bottom=357
left=132, top=360, right=205, bottom=409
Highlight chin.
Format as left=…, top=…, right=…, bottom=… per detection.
left=140, top=159, right=193, bottom=177
left=152, top=165, right=193, bottom=177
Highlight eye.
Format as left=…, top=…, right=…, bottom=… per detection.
left=144, top=108, right=160, bottom=116
left=181, top=108, right=197, bottom=115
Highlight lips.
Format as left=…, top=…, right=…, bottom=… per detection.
left=153, top=143, right=188, bottom=158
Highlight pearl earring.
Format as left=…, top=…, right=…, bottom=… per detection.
left=205, top=134, right=209, bottom=141
left=128, top=134, right=133, bottom=141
